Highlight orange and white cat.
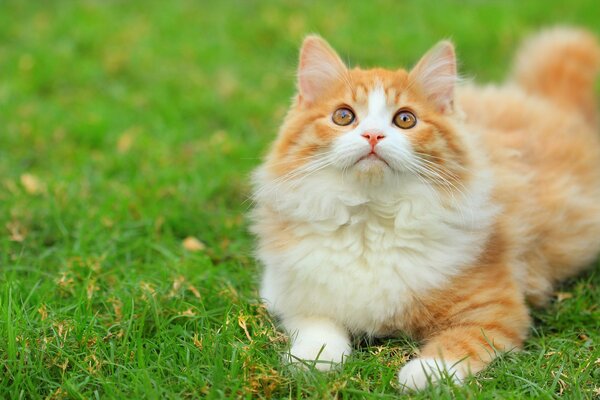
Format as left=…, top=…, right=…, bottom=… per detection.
left=251, top=27, right=600, bottom=390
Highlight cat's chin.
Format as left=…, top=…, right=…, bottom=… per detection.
left=353, top=156, right=389, bottom=183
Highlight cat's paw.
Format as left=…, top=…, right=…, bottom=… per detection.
left=286, top=335, right=351, bottom=371
left=398, top=357, right=464, bottom=391
left=282, top=317, right=351, bottom=371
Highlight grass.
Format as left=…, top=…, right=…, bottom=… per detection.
left=1, top=0, right=600, bottom=398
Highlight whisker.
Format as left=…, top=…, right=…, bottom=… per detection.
left=250, top=156, right=335, bottom=208
left=408, top=157, right=474, bottom=227
left=412, top=151, right=470, bottom=172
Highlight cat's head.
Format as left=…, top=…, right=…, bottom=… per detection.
left=263, top=36, right=471, bottom=190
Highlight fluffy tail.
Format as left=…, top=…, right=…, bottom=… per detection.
left=511, top=27, right=600, bottom=127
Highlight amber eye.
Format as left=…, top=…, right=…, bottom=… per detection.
left=332, top=107, right=355, bottom=126
left=393, top=111, right=417, bottom=129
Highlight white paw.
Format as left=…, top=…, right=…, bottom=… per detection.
left=283, top=318, right=351, bottom=371
left=287, top=335, right=351, bottom=371
left=398, top=358, right=465, bottom=391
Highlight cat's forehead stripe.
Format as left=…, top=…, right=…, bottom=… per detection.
left=368, top=84, right=387, bottom=115
left=354, top=85, right=368, bottom=102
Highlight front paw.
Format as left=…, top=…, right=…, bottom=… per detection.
left=287, top=336, right=351, bottom=371
left=398, top=358, right=465, bottom=391
left=282, top=317, right=351, bottom=371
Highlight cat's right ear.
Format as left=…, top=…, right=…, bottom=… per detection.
left=297, top=35, right=347, bottom=105
left=409, top=41, right=457, bottom=114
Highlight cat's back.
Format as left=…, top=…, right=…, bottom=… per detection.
left=459, top=83, right=600, bottom=175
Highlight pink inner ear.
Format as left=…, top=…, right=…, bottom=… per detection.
left=410, top=41, right=457, bottom=113
left=297, top=36, right=347, bottom=104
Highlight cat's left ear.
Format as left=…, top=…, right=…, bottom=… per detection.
left=409, top=41, right=457, bottom=114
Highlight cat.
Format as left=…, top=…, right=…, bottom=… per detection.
left=250, top=27, right=600, bottom=391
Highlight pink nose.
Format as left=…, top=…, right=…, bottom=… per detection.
left=362, top=132, right=385, bottom=148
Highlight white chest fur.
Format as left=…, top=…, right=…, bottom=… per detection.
left=253, top=168, right=495, bottom=335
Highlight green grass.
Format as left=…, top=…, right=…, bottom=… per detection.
left=1, top=0, right=600, bottom=398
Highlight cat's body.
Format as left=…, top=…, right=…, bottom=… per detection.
left=251, top=28, right=600, bottom=390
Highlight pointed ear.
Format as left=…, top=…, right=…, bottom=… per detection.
left=409, top=41, right=457, bottom=114
left=297, top=35, right=347, bottom=104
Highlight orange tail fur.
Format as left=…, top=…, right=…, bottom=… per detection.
left=511, top=27, right=600, bottom=127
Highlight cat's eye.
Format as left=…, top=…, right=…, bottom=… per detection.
left=332, top=107, right=355, bottom=126
left=393, top=111, right=417, bottom=129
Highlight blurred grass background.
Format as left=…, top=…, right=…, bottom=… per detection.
left=1, top=0, right=599, bottom=398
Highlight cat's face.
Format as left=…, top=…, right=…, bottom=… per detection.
left=265, top=36, right=469, bottom=189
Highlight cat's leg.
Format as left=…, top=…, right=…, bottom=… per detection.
left=283, top=316, right=351, bottom=371
left=398, top=269, right=530, bottom=391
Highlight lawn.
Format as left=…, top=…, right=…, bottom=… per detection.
left=1, top=0, right=600, bottom=398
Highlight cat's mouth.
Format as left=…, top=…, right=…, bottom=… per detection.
left=356, top=152, right=390, bottom=167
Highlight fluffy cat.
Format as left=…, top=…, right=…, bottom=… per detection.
left=250, top=27, right=600, bottom=390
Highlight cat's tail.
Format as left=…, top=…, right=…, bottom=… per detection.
left=511, top=27, right=600, bottom=127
